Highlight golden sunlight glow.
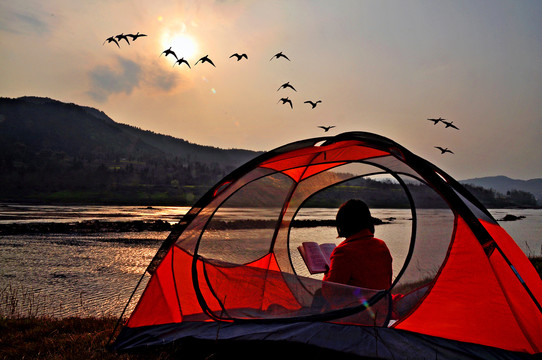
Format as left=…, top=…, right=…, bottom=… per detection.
left=161, top=32, right=198, bottom=61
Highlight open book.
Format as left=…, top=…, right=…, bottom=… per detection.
left=297, top=242, right=336, bottom=274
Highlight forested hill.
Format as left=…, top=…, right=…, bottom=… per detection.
left=0, top=96, right=538, bottom=207
left=0, top=96, right=258, bottom=165
left=0, top=96, right=260, bottom=204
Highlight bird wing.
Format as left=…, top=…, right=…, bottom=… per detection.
left=271, top=52, right=283, bottom=61
left=117, top=35, right=130, bottom=44
left=242, top=54, right=248, bottom=59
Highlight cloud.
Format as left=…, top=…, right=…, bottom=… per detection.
left=0, top=8, right=50, bottom=35
left=87, top=57, right=142, bottom=102
left=146, top=69, right=179, bottom=92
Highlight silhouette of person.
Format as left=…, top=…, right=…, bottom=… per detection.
left=323, top=199, right=392, bottom=290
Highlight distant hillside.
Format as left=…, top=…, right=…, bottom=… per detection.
left=0, top=96, right=258, bottom=165
left=460, top=176, right=542, bottom=206
left=0, top=96, right=260, bottom=204
left=0, top=96, right=538, bottom=208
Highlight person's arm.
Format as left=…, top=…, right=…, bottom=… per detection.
left=321, top=247, right=352, bottom=305
left=323, top=247, right=351, bottom=285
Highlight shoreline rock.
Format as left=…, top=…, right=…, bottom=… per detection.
left=498, top=214, right=526, bottom=221
left=0, top=217, right=392, bottom=234
left=0, top=220, right=173, bottom=235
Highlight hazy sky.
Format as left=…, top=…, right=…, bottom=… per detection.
left=1, top=0, right=541, bottom=180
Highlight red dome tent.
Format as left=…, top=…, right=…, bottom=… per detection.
left=112, top=132, right=542, bottom=359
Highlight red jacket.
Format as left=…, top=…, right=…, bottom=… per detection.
left=323, top=229, right=392, bottom=290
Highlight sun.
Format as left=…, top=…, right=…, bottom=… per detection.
left=161, top=32, right=198, bottom=61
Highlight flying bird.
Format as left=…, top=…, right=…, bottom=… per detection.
left=160, top=47, right=178, bottom=60
left=115, top=33, right=130, bottom=45
left=427, top=117, right=445, bottom=125
left=127, top=32, right=147, bottom=41
left=229, top=53, right=248, bottom=61
left=278, top=97, right=293, bottom=109
left=435, top=146, right=454, bottom=154
left=277, top=82, right=296, bottom=92
left=304, top=100, right=322, bottom=109
left=318, top=126, right=335, bottom=132
left=442, top=120, right=459, bottom=130
left=195, top=55, right=216, bottom=67
left=173, top=57, right=191, bottom=69
left=270, top=51, right=290, bottom=61
left=103, top=36, right=120, bottom=48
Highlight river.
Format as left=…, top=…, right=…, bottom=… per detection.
left=0, top=204, right=540, bottom=319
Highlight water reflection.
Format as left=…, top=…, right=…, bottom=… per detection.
left=0, top=204, right=190, bottom=225
left=0, top=205, right=540, bottom=319
left=0, top=232, right=165, bottom=318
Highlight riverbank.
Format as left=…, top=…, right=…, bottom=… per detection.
left=0, top=317, right=368, bottom=360
left=0, top=218, right=391, bottom=235
left=2, top=258, right=540, bottom=360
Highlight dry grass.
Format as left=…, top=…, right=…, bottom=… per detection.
left=0, top=317, right=181, bottom=360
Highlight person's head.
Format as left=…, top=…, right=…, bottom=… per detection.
left=336, top=199, right=374, bottom=238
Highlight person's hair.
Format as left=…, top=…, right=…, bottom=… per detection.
left=336, top=199, right=374, bottom=237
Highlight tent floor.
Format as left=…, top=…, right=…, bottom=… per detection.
left=112, top=321, right=536, bottom=360
left=119, top=337, right=375, bottom=360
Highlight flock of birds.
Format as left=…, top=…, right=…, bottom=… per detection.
left=426, top=117, right=460, bottom=155
left=103, top=32, right=147, bottom=48
left=104, top=34, right=333, bottom=133
left=267, top=52, right=331, bottom=131
left=104, top=33, right=463, bottom=143
left=159, top=49, right=327, bottom=118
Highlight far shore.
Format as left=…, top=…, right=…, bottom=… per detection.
left=0, top=217, right=406, bottom=235
left=0, top=210, right=532, bottom=235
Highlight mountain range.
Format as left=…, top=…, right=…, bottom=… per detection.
left=460, top=176, right=542, bottom=205
left=0, top=96, right=258, bottom=166
left=0, top=96, right=259, bottom=204
left=0, top=96, right=539, bottom=206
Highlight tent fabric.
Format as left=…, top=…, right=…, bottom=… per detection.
left=393, top=217, right=539, bottom=353
left=113, top=132, right=542, bottom=357
left=113, top=321, right=533, bottom=360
